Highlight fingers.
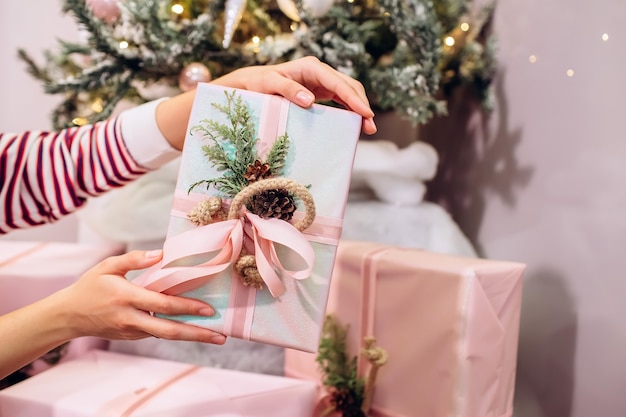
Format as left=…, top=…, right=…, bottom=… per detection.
left=212, top=56, right=377, bottom=134
left=261, top=70, right=316, bottom=107
left=136, top=315, right=227, bottom=344
left=92, top=250, right=163, bottom=277
left=125, top=283, right=224, bottom=343
left=129, top=286, right=216, bottom=318
left=279, top=57, right=377, bottom=134
left=125, top=289, right=226, bottom=344
left=291, top=57, right=373, bottom=114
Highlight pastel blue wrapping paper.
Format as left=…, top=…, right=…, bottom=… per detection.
left=159, top=83, right=361, bottom=352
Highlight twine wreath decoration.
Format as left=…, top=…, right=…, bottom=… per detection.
left=186, top=90, right=316, bottom=290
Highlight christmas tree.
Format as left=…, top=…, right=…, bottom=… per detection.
left=19, top=0, right=496, bottom=130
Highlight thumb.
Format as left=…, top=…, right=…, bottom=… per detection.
left=93, top=250, right=163, bottom=276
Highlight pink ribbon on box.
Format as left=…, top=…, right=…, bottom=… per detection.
left=133, top=212, right=314, bottom=298
left=312, top=246, right=399, bottom=417
left=0, top=242, right=48, bottom=268
left=171, top=189, right=344, bottom=247
left=95, top=365, right=201, bottom=417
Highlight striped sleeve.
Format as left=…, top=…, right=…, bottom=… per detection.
left=0, top=117, right=149, bottom=233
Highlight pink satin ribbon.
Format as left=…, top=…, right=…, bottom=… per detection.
left=95, top=365, right=200, bottom=417
left=0, top=242, right=48, bottom=268
left=357, top=247, right=391, bottom=375
left=313, top=246, right=398, bottom=417
left=134, top=212, right=314, bottom=298
left=171, top=189, right=344, bottom=246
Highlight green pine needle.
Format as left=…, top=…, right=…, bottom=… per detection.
left=18, top=0, right=496, bottom=129
left=316, top=315, right=365, bottom=407
left=189, top=90, right=290, bottom=198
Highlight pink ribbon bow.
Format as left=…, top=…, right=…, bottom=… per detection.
left=134, top=213, right=315, bottom=298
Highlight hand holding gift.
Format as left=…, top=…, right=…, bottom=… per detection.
left=0, top=56, right=374, bottom=380
left=155, top=56, right=376, bottom=151
left=0, top=249, right=224, bottom=380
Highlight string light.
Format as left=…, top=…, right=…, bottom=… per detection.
left=171, top=3, right=184, bottom=15
left=444, top=36, right=455, bottom=47
left=566, top=69, right=574, bottom=77
left=249, top=36, right=261, bottom=54
left=119, top=41, right=129, bottom=49
left=460, top=22, right=470, bottom=32
left=90, top=98, right=104, bottom=113
left=602, top=33, right=609, bottom=41
left=72, top=117, right=88, bottom=126
left=529, top=55, right=537, bottom=64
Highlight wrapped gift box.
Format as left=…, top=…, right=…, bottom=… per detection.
left=0, top=350, right=317, bottom=417
left=284, top=240, right=525, bottom=417
left=0, top=240, right=123, bottom=375
left=134, top=84, right=362, bottom=352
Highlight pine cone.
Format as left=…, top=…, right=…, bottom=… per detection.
left=330, top=387, right=365, bottom=417
left=244, top=160, right=272, bottom=183
left=250, top=189, right=296, bottom=221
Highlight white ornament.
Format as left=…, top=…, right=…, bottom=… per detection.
left=302, top=0, right=334, bottom=18
left=276, top=0, right=300, bottom=21
left=222, top=0, right=246, bottom=49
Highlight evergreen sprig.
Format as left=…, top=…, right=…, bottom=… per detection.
left=188, top=90, right=290, bottom=197
left=19, top=0, right=496, bottom=130
left=316, top=315, right=366, bottom=416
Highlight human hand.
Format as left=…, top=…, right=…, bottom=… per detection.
left=0, top=249, right=225, bottom=379
left=57, top=249, right=226, bottom=344
left=212, top=56, right=377, bottom=135
left=156, top=56, right=377, bottom=150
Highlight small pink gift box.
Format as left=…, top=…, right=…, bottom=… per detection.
left=285, top=240, right=525, bottom=417
left=0, top=241, right=123, bottom=374
left=0, top=241, right=123, bottom=314
left=133, top=84, right=362, bottom=352
left=0, top=350, right=317, bottom=417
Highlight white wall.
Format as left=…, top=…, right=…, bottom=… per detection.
left=426, top=1, right=626, bottom=416
left=2, top=1, right=626, bottom=416
left=0, top=1, right=80, bottom=241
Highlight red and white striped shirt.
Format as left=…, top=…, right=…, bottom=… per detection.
left=0, top=99, right=180, bottom=234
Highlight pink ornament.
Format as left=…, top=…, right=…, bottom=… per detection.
left=86, top=0, right=121, bottom=24
left=178, top=63, right=212, bottom=92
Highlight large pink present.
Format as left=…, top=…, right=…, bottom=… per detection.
left=134, top=84, right=362, bottom=352
left=0, top=241, right=123, bottom=377
left=0, top=350, right=317, bottom=417
left=284, top=240, right=525, bottom=417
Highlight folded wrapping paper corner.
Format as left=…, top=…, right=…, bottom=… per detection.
left=284, top=240, right=525, bottom=417
left=134, top=84, right=362, bottom=352
left=0, top=350, right=318, bottom=417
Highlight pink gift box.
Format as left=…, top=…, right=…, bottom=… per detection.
left=0, top=241, right=123, bottom=315
left=284, top=240, right=525, bottom=417
left=134, top=84, right=362, bottom=352
left=0, top=241, right=124, bottom=375
left=0, top=350, right=317, bottom=417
